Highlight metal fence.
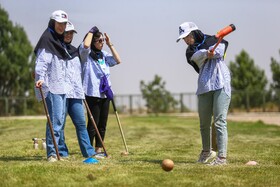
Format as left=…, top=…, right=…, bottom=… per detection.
left=0, top=97, right=44, bottom=116
left=112, top=93, right=198, bottom=114
left=0, top=93, right=198, bottom=116
left=0, top=91, right=279, bottom=116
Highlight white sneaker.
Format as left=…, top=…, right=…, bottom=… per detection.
left=208, top=157, right=227, bottom=166
left=47, top=156, right=57, bottom=162
left=94, top=152, right=106, bottom=159
left=197, top=150, right=216, bottom=164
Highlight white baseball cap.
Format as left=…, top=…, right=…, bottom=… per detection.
left=50, top=10, right=68, bottom=23
left=176, top=22, right=198, bottom=42
left=65, top=21, right=77, bottom=33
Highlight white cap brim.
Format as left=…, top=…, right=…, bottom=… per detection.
left=55, top=19, right=68, bottom=23
left=176, top=32, right=190, bottom=43
left=65, top=29, right=77, bottom=33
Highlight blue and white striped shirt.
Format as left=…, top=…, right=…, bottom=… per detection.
left=66, top=56, right=85, bottom=99
left=191, top=43, right=231, bottom=97
left=79, top=43, right=118, bottom=98
left=34, top=49, right=72, bottom=101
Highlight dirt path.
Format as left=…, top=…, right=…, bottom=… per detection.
left=175, top=112, right=280, bottom=126
left=227, top=112, right=280, bottom=126
left=1, top=112, right=280, bottom=126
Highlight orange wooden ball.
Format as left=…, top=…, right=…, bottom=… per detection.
left=161, top=159, right=174, bottom=172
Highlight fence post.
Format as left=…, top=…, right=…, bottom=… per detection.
left=262, top=93, right=266, bottom=112
left=23, top=98, right=27, bottom=115
left=180, top=93, right=183, bottom=113
left=246, top=91, right=250, bottom=112
left=129, top=95, right=133, bottom=114
left=5, top=97, right=9, bottom=115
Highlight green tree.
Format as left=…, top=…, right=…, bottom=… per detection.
left=0, top=5, right=34, bottom=97
left=270, top=50, right=280, bottom=111
left=229, top=50, right=268, bottom=111
left=140, top=75, right=178, bottom=114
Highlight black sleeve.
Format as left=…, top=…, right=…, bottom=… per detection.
left=185, top=46, right=199, bottom=74
left=188, top=60, right=200, bottom=74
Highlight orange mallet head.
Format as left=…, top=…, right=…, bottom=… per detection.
left=215, top=24, right=236, bottom=38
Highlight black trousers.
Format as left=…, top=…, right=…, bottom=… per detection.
left=85, top=96, right=110, bottom=148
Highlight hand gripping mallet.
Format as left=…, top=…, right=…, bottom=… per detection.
left=83, top=99, right=109, bottom=157
left=210, top=24, right=236, bottom=53
left=111, top=99, right=129, bottom=155
left=38, top=87, right=60, bottom=160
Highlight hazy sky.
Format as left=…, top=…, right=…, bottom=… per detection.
left=1, top=0, right=279, bottom=95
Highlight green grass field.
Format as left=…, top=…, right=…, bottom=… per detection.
left=0, top=115, right=280, bottom=187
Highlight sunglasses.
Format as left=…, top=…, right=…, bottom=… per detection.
left=95, top=38, right=105, bottom=43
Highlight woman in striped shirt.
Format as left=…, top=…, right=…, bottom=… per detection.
left=177, top=22, right=231, bottom=166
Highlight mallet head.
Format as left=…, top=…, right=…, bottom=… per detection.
left=215, top=24, right=236, bottom=38
left=121, top=151, right=129, bottom=156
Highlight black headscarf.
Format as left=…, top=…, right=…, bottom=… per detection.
left=87, top=26, right=104, bottom=61
left=185, top=30, right=228, bottom=73
left=90, top=39, right=103, bottom=61
left=34, top=19, right=69, bottom=59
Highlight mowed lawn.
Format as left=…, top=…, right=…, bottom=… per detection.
left=0, top=115, right=280, bottom=187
